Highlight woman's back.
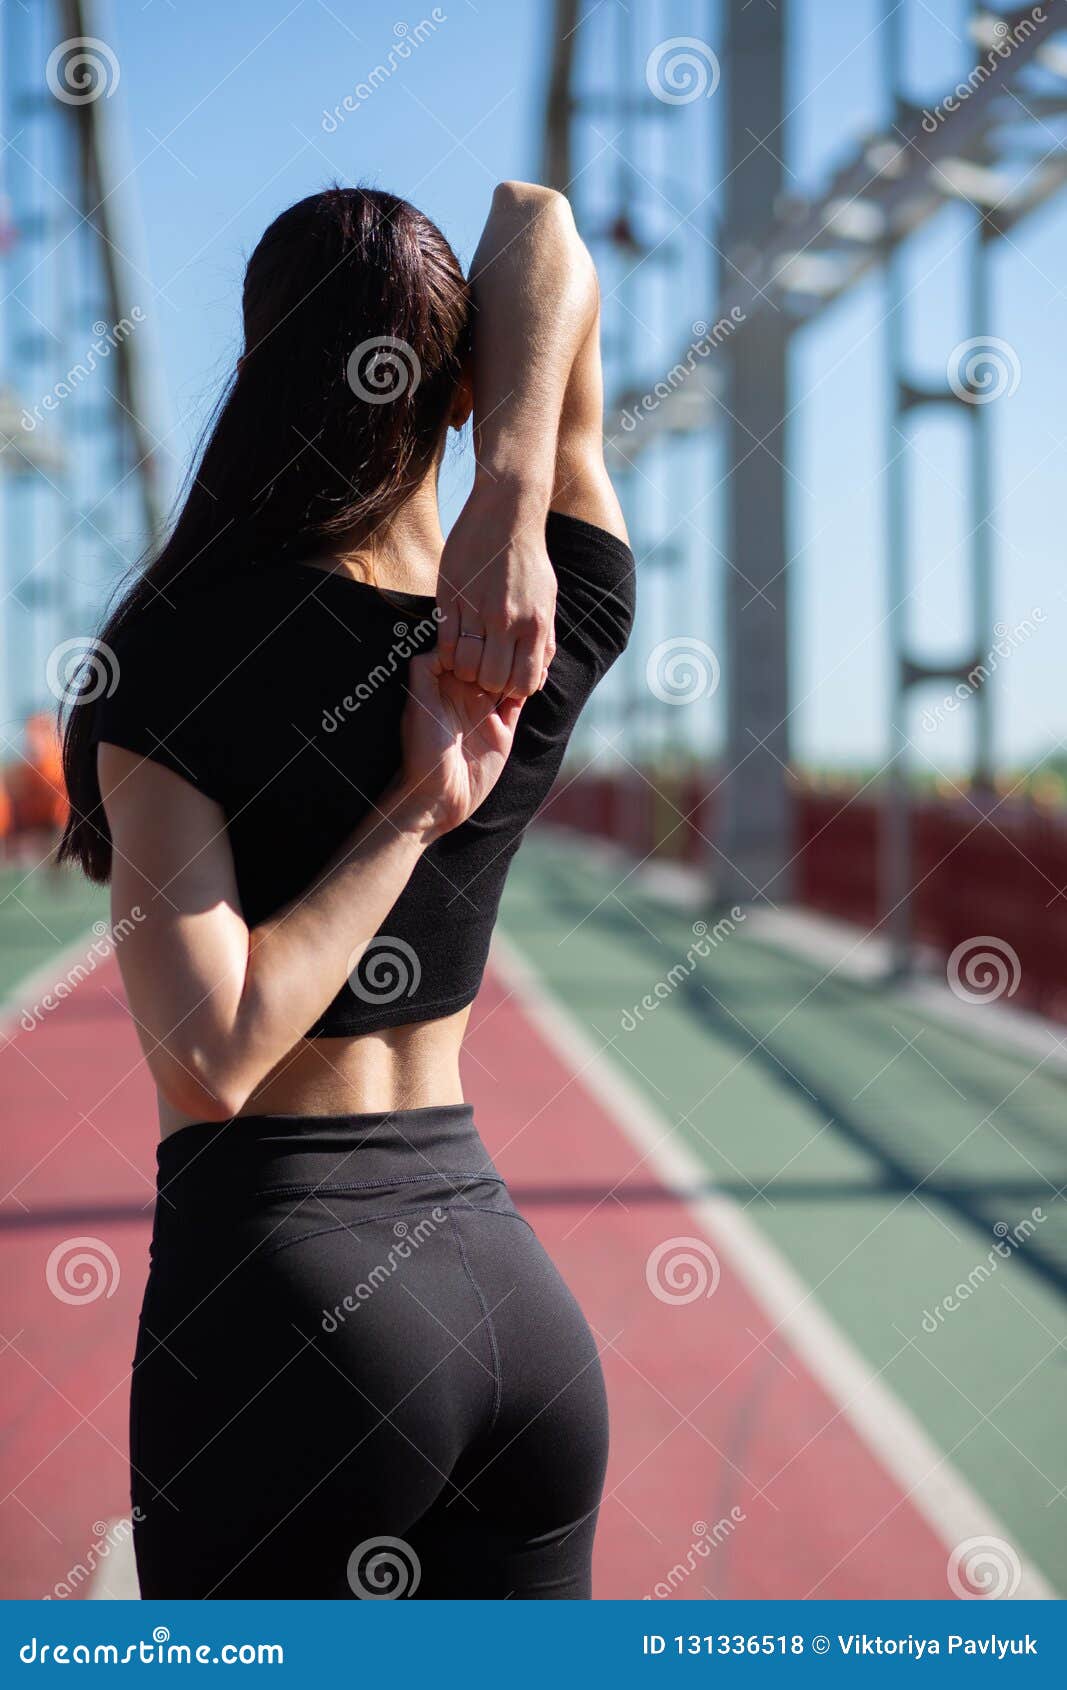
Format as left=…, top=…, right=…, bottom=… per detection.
left=93, top=513, right=631, bottom=1019
left=92, top=509, right=631, bottom=1134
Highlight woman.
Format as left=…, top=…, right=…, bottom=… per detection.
left=59, top=182, right=633, bottom=1599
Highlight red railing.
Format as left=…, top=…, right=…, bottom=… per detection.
left=544, top=773, right=1067, bottom=1022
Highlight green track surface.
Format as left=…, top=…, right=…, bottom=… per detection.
left=0, top=861, right=109, bottom=1008
left=500, top=832, right=1067, bottom=1593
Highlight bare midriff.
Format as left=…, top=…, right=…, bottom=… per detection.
left=157, top=1006, right=472, bottom=1139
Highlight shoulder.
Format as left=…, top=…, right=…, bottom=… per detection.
left=103, top=561, right=302, bottom=685
left=88, top=570, right=274, bottom=798
left=546, top=509, right=634, bottom=599
left=546, top=508, right=633, bottom=580
left=545, top=510, right=635, bottom=679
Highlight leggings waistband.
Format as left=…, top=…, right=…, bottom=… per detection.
left=156, top=1105, right=500, bottom=1200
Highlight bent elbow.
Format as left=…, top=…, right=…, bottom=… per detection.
left=495, top=179, right=569, bottom=211
left=148, top=1047, right=250, bottom=1124
left=495, top=182, right=582, bottom=240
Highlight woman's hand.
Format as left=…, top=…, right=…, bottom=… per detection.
left=436, top=479, right=557, bottom=699
left=393, top=652, right=523, bottom=842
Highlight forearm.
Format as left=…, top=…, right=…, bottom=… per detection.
left=437, top=183, right=597, bottom=693
left=236, top=788, right=431, bottom=1072
left=468, top=182, right=598, bottom=511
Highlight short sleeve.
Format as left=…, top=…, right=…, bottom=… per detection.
left=88, top=615, right=223, bottom=802
left=545, top=511, right=635, bottom=678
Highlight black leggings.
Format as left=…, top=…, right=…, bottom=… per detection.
left=130, top=1106, right=609, bottom=1598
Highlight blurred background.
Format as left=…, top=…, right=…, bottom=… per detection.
left=1, top=0, right=1065, bottom=1603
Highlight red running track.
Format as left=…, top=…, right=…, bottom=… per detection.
left=0, top=957, right=953, bottom=1598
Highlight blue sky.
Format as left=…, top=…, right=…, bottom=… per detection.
left=90, top=0, right=1067, bottom=773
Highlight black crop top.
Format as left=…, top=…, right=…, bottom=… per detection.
left=91, top=512, right=634, bottom=1036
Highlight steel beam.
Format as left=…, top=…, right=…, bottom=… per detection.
left=717, top=0, right=792, bottom=905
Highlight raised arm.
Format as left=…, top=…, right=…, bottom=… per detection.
left=437, top=181, right=602, bottom=697
left=550, top=295, right=628, bottom=543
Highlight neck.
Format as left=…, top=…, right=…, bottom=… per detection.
left=326, top=469, right=444, bottom=590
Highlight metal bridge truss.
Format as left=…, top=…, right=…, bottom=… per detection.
left=1, top=0, right=162, bottom=736
left=546, top=0, right=1067, bottom=958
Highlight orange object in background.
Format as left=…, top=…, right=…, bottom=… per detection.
left=5, top=713, right=68, bottom=834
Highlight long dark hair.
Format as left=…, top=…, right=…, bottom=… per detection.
left=58, top=186, right=471, bottom=882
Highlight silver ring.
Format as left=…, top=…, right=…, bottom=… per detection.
left=458, top=631, right=486, bottom=642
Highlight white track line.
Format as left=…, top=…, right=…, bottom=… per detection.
left=0, top=923, right=113, bottom=1039
left=490, top=928, right=1058, bottom=1600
